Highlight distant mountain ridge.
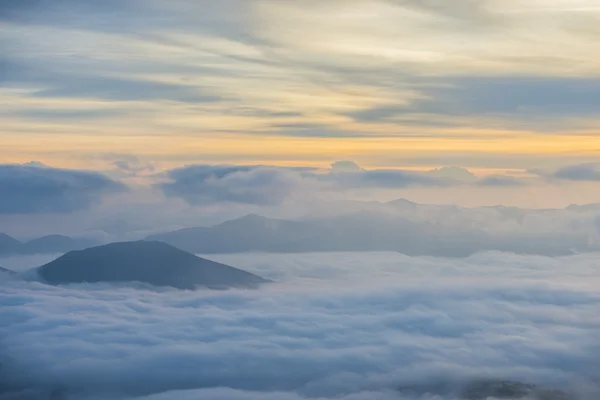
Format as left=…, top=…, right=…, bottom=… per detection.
left=147, top=199, right=600, bottom=257
left=0, top=234, right=98, bottom=256
left=0, top=266, right=16, bottom=275
left=0, top=233, right=21, bottom=253
left=6, top=198, right=600, bottom=258
left=36, top=241, right=269, bottom=289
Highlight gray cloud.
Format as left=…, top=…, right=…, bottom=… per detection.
left=552, top=163, right=600, bottom=182
left=0, top=0, right=154, bottom=31
left=157, top=162, right=538, bottom=207
left=476, top=175, right=525, bottom=187
left=386, top=0, right=495, bottom=23
left=268, top=123, right=367, bottom=138
left=5, top=108, right=126, bottom=121
left=330, top=161, right=363, bottom=173
left=425, top=166, right=477, bottom=181
left=321, top=169, right=449, bottom=189
left=0, top=55, right=225, bottom=104
left=159, top=165, right=301, bottom=206
left=226, top=107, right=304, bottom=118
left=1, top=252, right=599, bottom=399
left=345, top=77, right=600, bottom=128
left=158, top=163, right=465, bottom=206
left=111, top=155, right=156, bottom=177
left=0, top=164, right=126, bottom=214
left=32, top=75, right=224, bottom=103
left=0, top=0, right=43, bottom=21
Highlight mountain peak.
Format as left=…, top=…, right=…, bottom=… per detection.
left=37, top=241, right=269, bottom=290
left=386, top=198, right=418, bottom=208
left=216, top=213, right=276, bottom=229
left=0, top=233, right=20, bottom=246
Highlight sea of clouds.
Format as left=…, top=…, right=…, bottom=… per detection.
left=1, top=252, right=600, bottom=399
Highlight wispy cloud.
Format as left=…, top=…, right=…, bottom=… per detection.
left=2, top=0, right=600, bottom=170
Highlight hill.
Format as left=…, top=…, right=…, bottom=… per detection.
left=36, top=241, right=269, bottom=289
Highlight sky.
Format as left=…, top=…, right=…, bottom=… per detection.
left=3, top=0, right=600, bottom=235
left=2, top=0, right=600, bottom=171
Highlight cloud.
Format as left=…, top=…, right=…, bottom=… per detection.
left=0, top=0, right=147, bottom=30
left=159, top=165, right=302, bottom=206
left=425, top=166, right=477, bottom=182
left=325, top=163, right=479, bottom=189
left=552, top=163, right=600, bottom=182
left=0, top=52, right=225, bottom=104
left=157, top=162, right=544, bottom=207
left=1, top=252, right=599, bottom=399
left=387, top=0, right=494, bottom=23
left=31, top=75, right=224, bottom=103
left=111, top=155, right=156, bottom=177
left=344, top=77, right=600, bottom=130
left=0, top=163, right=126, bottom=214
left=6, top=108, right=126, bottom=121
left=267, top=123, right=366, bottom=138
left=0, top=0, right=41, bottom=21
left=476, top=175, right=525, bottom=187
left=321, top=169, right=448, bottom=189
left=5, top=0, right=600, bottom=172
left=330, top=161, right=364, bottom=173
left=157, top=163, right=467, bottom=206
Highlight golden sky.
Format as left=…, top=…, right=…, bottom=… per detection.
left=2, top=0, right=600, bottom=172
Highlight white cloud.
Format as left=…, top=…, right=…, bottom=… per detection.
left=1, top=251, right=600, bottom=399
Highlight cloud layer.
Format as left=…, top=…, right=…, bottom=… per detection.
left=158, top=163, right=519, bottom=206
left=1, top=251, right=600, bottom=399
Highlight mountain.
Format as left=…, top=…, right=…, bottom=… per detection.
left=0, top=234, right=98, bottom=256
left=20, top=235, right=96, bottom=254
left=147, top=206, right=597, bottom=257
left=0, top=233, right=21, bottom=253
left=148, top=211, right=488, bottom=256
left=36, top=241, right=270, bottom=289
left=0, top=266, right=16, bottom=275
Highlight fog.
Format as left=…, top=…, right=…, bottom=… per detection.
left=2, top=252, right=600, bottom=399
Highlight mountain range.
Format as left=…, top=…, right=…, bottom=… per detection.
left=0, top=234, right=98, bottom=256
left=147, top=199, right=600, bottom=257
left=4, top=199, right=600, bottom=257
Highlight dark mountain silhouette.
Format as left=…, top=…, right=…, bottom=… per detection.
left=0, top=234, right=98, bottom=256
left=147, top=209, right=590, bottom=257
left=36, top=241, right=269, bottom=289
